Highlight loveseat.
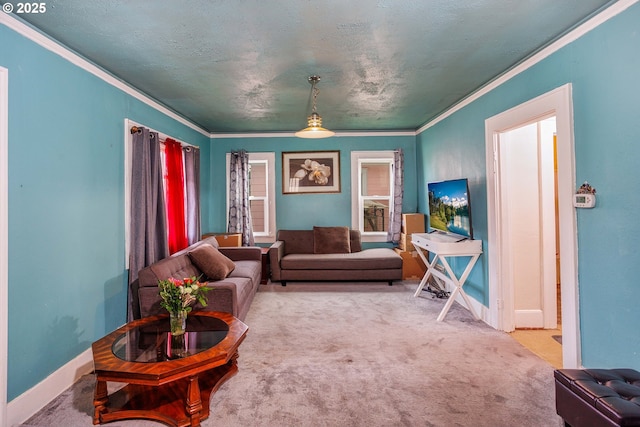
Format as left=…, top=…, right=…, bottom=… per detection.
left=269, top=227, right=403, bottom=286
left=130, top=236, right=262, bottom=321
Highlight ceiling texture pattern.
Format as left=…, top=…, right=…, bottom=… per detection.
left=13, top=0, right=616, bottom=134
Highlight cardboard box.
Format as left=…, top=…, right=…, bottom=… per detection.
left=398, top=233, right=415, bottom=252
left=214, top=233, right=242, bottom=247
left=402, top=213, right=425, bottom=234
left=202, top=233, right=242, bottom=247
left=394, top=248, right=427, bottom=280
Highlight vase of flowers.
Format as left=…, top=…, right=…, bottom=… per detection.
left=169, top=310, right=188, bottom=336
left=158, top=276, right=209, bottom=335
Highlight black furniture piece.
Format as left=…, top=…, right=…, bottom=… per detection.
left=555, top=368, right=640, bottom=426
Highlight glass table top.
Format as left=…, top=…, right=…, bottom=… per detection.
left=112, top=315, right=229, bottom=362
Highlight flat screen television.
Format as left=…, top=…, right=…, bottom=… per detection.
left=427, top=178, right=473, bottom=239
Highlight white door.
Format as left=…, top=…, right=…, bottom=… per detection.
left=498, top=118, right=557, bottom=329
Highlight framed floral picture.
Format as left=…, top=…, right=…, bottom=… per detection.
left=282, top=151, right=340, bottom=194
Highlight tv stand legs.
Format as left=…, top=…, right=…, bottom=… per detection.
left=412, top=245, right=481, bottom=322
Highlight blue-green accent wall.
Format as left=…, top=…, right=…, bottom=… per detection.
left=2, top=0, right=639, bottom=404
left=1, top=23, right=414, bottom=400
left=206, top=136, right=418, bottom=247
left=416, top=3, right=640, bottom=368
left=1, top=25, right=209, bottom=400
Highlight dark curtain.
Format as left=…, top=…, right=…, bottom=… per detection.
left=387, top=149, right=404, bottom=243
left=228, top=150, right=255, bottom=246
left=128, top=127, right=169, bottom=321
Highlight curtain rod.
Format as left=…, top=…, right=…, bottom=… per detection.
left=129, top=125, right=199, bottom=150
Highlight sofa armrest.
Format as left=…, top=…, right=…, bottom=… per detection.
left=219, top=246, right=262, bottom=262
left=269, top=241, right=284, bottom=281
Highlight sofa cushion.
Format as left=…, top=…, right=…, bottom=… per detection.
left=278, top=230, right=315, bottom=255
left=229, top=260, right=262, bottom=286
left=348, top=230, right=362, bottom=253
left=313, top=226, right=351, bottom=254
left=188, top=244, right=236, bottom=280
left=281, top=248, right=402, bottom=270
left=138, top=254, right=202, bottom=288
left=277, top=229, right=362, bottom=255
left=172, top=236, right=220, bottom=256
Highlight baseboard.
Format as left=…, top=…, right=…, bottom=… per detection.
left=7, top=348, right=94, bottom=427
left=452, top=289, right=489, bottom=323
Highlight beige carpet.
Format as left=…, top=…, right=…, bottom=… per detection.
left=23, top=282, right=563, bottom=427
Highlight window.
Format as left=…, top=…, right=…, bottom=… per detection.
left=226, top=152, right=276, bottom=244
left=351, top=151, right=395, bottom=242
left=248, top=160, right=268, bottom=234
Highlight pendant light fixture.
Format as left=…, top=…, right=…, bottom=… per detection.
left=295, top=75, right=335, bottom=139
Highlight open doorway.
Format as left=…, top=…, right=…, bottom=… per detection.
left=498, top=116, right=558, bottom=329
left=498, top=116, right=562, bottom=367
left=484, top=84, right=581, bottom=369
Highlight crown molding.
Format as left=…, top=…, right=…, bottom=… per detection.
left=4, top=0, right=635, bottom=141
left=0, top=13, right=209, bottom=137
left=417, top=0, right=639, bottom=134
left=210, top=130, right=416, bottom=139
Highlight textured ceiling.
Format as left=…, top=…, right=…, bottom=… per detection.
left=13, top=0, right=616, bottom=134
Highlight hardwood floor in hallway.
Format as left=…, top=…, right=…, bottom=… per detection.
left=510, top=282, right=563, bottom=369
left=510, top=328, right=563, bottom=369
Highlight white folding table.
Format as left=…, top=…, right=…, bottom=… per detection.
left=411, top=233, right=483, bottom=322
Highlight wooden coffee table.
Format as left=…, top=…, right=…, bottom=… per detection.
left=91, top=311, right=248, bottom=427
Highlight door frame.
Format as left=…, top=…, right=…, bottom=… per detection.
left=1, top=66, right=9, bottom=426
left=484, top=84, right=581, bottom=368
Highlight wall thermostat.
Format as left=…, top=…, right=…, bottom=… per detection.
left=573, top=193, right=596, bottom=208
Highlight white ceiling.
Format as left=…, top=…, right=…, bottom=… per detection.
left=12, top=0, right=616, bottom=133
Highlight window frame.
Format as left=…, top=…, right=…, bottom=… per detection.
left=225, top=152, right=276, bottom=244
left=351, top=151, right=395, bottom=243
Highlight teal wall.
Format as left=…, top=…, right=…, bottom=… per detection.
left=206, top=135, right=418, bottom=247
left=1, top=22, right=414, bottom=401
left=2, top=0, right=638, bottom=404
left=416, top=112, right=489, bottom=303
left=416, top=3, right=640, bottom=368
left=1, top=25, right=209, bottom=400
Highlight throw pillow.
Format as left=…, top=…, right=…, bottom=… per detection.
left=313, top=226, right=351, bottom=254
left=188, top=243, right=236, bottom=280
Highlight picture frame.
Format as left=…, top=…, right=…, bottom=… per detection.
left=282, top=151, right=341, bottom=194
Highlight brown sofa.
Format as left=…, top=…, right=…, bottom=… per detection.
left=269, top=228, right=403, bottom=286
left=130, top=236, right=262, bottom=321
